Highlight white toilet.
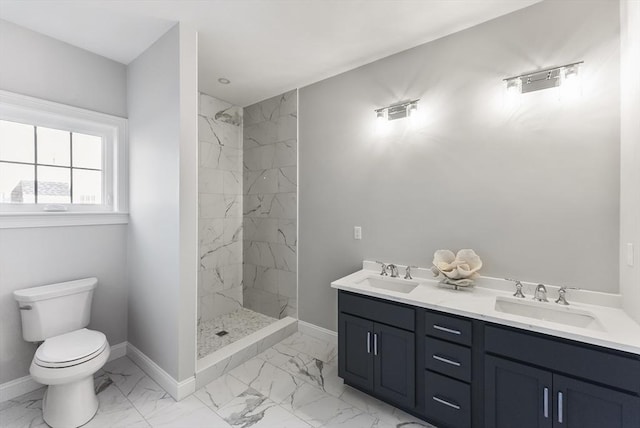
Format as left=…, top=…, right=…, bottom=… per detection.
left=14, top=278, right=110, bottom=428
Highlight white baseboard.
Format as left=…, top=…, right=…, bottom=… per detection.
left=0, top=375, right=41, bottom=403
left=0, top=341, right=128, bottom=403
left=297, top=320, right=337, bottom=345
left=126, top=342, right=195, bottom=401
left=109, top=341, right=127, bottom=361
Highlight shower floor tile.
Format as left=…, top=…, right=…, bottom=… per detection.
left=198, top=308, right=277, bottom=358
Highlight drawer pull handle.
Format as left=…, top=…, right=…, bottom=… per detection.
left=432, top=395, right=461, bottom=410
left=543, top=387, right=549, bottom=418
left=433, top=324, right=461, bottom=335
left=558, top=391, right=563, bottom=423
left=432, top=354, right=461, bottom=367
left=367, top=332, right=371, bottom=354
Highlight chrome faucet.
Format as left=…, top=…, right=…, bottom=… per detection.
left=533, top=284, right=548, bottom=302
left=555, top=286, right=578, bottom=305
left=505, top=278, right=525, bottom=298
left=386, top=264, right=399, bottom=278
left=376, top=261, right=388, bottom=276
left=405, top=265, right=417, bottom=280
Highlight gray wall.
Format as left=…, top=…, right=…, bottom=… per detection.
left=299, top=0, right=621, bottom=331
left=0, top=19, right=127, bottom=118
left=127, top=24, right=198, bottom=382
left=0, top=226, right=128, bottom=384
left=620, top=0, right=640, bottom=323
left=0, top=22, right=128, bottom=384
left=243, top=90, right=298, bottom=319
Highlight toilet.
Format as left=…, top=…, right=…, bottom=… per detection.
left=14, top=278, right=110, bottom=428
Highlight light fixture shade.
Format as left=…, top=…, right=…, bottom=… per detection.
left=374, top=99, right=420, bottom=122
left=504, top=61, right=583, bottom=96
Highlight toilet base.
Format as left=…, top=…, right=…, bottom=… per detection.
left=42, top=376, right=98, bottom=428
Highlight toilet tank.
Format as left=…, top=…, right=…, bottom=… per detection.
left=13, top=278, right=97, bottom=342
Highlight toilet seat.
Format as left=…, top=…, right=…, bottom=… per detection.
left=35, top=329, right=107, bottom=368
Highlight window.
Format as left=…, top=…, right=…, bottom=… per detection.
left=0, top=90, right=128, bottom=227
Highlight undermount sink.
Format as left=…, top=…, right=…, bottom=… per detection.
left=356, top=275, right=419, bottom=294
left=494, top=296, right=605, bottom=332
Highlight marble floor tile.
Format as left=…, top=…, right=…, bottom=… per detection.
left=103, top=356, right=148, bottom=397
left=125, top=373, right=175, bottom=418
left=337, top=386, right=435, bottom=427
left=229, top=357, right=307, bottom=404
left=0, top=388, right=47, bottom=428
left=194, top=373, right=248, bottom=410
left=84, top=376, right=149, bottom=428
left=280, top=332, right=337, bottom=363
left=257, top=342, right=339, bottom=395
left=145, top=395, right=231, bottom=428
left=216, top=387, right=311, bottom=428
left=280, top=382, right=364, bottom=428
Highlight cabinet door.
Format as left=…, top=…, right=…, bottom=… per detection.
left=553, top=375, right=640, bottom=428
left=338, top=313, right=374, bottom=391
left=485, top=355, right=553, bottom=428
left=373, top=323, right=415, bottom=408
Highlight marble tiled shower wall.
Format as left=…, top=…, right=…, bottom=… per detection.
left=198, top=93, right=244, bottom=324
left=243, top=90, right=298, bottom=319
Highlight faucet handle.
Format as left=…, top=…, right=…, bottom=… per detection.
left=505, top=278, right=526, bottom=298
left=555, top=286, right=579, bottom=305
left=376, top=261, right=388, bottom=276
left=386, top=263, right=398, bottom=278
left=405, top=265, right=418, bottom=280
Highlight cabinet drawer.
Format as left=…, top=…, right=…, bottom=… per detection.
left=425, top=371, right=471, bottom=428
left=425, top=337, right=471, bottom=383
left=485, top=325, right=640, bottom=395
left=339, top=291, right=415, bottom=331
left=425, top=311, right=472, bottom=346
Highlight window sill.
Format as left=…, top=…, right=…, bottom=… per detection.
left=0, top=212, right=129, bottom=229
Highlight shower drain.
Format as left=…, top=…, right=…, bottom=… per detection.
left=215, top=330, right=229, bottom=337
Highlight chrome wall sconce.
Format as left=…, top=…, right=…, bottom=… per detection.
left=375, top=99, right=420, bottom=122
left=504, top=61, right=583, bottom=94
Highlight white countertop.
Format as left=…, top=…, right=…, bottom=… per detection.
left=331, top=261, right=640, bottom=356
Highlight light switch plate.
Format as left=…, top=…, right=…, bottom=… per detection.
left=354, top=226, right=362, bottom=240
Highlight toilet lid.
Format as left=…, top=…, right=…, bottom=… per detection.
left=35, top=328, right=107, bottom=368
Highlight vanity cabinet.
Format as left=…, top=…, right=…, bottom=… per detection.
left=484, top=325, right=640, bottom=428
left=338, top=292, right=415, bottom=409
left=337, top=289, right=640, bottom=428
left=423, top=312, right=475, bottom=428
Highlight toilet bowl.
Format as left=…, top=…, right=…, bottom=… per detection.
left=14, top=278, right=110, bottom=428
left=30, top=329, right=110, bottom=427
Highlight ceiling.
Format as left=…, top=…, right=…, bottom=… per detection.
left=0, top=0, right=541, bottom=107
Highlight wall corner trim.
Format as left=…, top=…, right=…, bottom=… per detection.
left=297, top=320, right=337, bottom=346
left=126, top=342, right=195, bottom=401
left=0, top=341, right=128, bottom=403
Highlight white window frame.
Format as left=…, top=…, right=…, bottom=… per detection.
left=0, top=90, right=128, bottom=228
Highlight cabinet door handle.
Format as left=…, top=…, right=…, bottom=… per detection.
left=432, top=396, right=461, bottom=410
left=558, top=391, right=563, bottom=423
left=373, top=333, right=378, bottom=356
left=367, top=332, right=371, bottom=354
left=433, top=324, right=461, bottom=335
left=543, top=387, right=549, bottom=418
left=432, top=354, right=461, bottom=367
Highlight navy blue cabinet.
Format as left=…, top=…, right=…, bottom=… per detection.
left=337, top=290, right=640, bottom=428
left=338, top=292, right=415, bottom=409
left=485, top=326, right=640, bottom=428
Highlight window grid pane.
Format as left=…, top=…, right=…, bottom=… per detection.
left=1, top=124, right=104, bottom=205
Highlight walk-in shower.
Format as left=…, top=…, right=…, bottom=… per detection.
left=196, top=90, right=298, bottom=385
